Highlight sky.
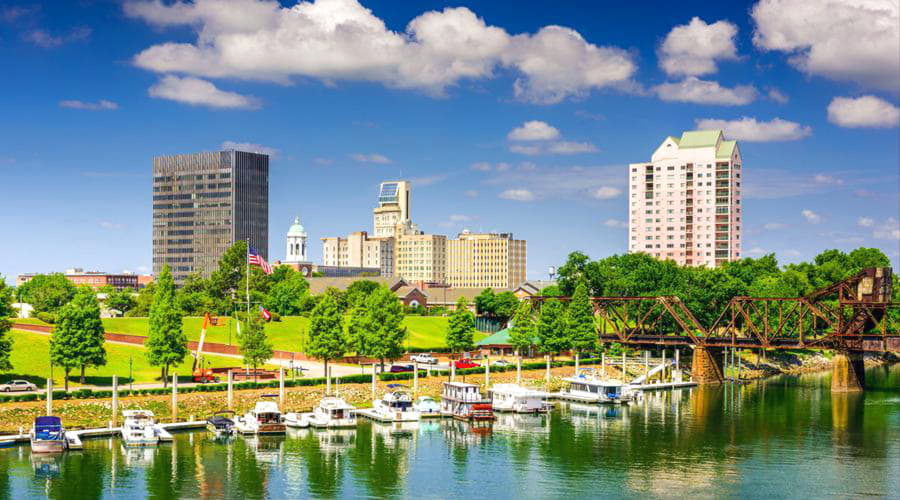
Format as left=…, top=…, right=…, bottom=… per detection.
left=1, top=0, right=898, bottom=285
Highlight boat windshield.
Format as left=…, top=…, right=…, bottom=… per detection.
left=389, top=401, right=412, bottom=410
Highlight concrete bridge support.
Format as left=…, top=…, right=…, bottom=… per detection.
left=831, top=351, right=865, bottom=392
left=691, top=347, right=724, bottom=384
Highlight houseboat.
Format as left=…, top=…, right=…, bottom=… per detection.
left=488, top=384, right=552, bottom=413
left=120, top=410, right=159, bottom=446
left=440, top=382, right=494, bottom=421
left=236, top=401, right=286, bottom=435
left=283, top=412, right=310, bottom=428
left=560, top=374, right=636, bottom=404
left=371, top=386, right=420, bottom=422
left=206, top=410, right=236, bottom=437
left=304, top=396, right=357, bottom=429
left=30, top=416, right=66, bottom=453
left=413, top=396, right=441, bottom=417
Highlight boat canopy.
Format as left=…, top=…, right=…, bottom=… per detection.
left=34, top=416, right=62, bottom=432
left=253, top=401, right=281, bottom=414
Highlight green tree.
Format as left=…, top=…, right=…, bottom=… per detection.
left=207, top=241, right=248, bottom=300
left=239, top=315, right=273, bottom=382
left=537, top=299, right=569, bottom=357
left=145, top=265, right=188, bottom=387
left=307, top=293, right=346, bottom=382
left=50, top=287, right=107, bottom=389
left=509, top=300, right=536, bottom=360
left=16, top=273, right=76, bottom=314
left=446, top=297, right=476, bottom=354
left=474, top=288, right=496, bottom=316
left=492, top=291, right=520, bottom=323
left=128, top=282, right=155, bottom=317
left=264, top=268, right=309, bottom=316
left=105, top=288, right=136, bottom=315
left=567, top=279, right=597, bottom=364
left=347, top=303, right=370, bottom=356
left=345, top=280, right=380, bottom=310
left=364, top=286, right=406, bottom=370
left=0, top=277, right=14, bottom=371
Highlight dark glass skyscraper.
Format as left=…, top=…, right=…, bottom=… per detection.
left=152, top=150, right=268, bottom=283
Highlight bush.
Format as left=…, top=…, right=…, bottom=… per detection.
left=35, top=311, right=56, bottom=324
left=269, top=311, right=282, bottom=322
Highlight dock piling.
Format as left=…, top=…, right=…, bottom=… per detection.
left=574, top=352, right=580, bottom=376
left=545, top=355, right=550, bottom=383
left=46, top=378, right=53, bottom=416
left=111, top=375, right=118, bottom=427
left=601, top=353, right=606, bottom=376
left=451, top=361, right=456, bottom=382
left=279, top=367, right=285, bottom=409
left=413, top=362, right=419, bottom=394
left=516, top=351, right=522, bottom=385
left=484, top=356, right=490, bottom=388
left=371, top=365, right=377, bottom=400
left=227, top=370, right=233, bottom=410
left=171, top=372, right=178, bottom=422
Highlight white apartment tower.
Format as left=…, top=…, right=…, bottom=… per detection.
left=373, top=181, right=410, bottom=238
left=628, top=130, right=743, bottom=267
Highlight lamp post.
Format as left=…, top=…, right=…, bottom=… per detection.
left=129, top=356, right=133, bottom=392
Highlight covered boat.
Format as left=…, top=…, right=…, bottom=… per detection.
left=372, top=385, right=420, bottom=422
left=488, top=384, right=552, bottom=413
left=121, top=410, right=159, bottom=446
left=206, top=410, right=236, bottom=437
left=30, top=416, right=66, bottom=453
left=413, top=396, right=441, bottom=416
left=440, top=382, right=494, bottom=421
left=236, top=401, right=286, bottom=435
left=561, top=374, right=637, bottom=404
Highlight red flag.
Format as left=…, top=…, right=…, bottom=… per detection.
left=259, top=305, right=271, bottom=321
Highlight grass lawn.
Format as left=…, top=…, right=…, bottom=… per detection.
left=95, top=315, right=487, bottom=351
left=2, top=329, right=248, bottom=388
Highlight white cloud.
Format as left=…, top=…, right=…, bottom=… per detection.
left=148, top=75, right=260, bottom=109
left=499, top=189, right=535, bottom=201
left=763, top=222, right=787, bottom=230
left=507, top=120, right=560, bottom=141
left=694, top=116, right=811, bottom=141
left=827, top=96, right=900, bottom=128
left=518, top=161, right=537, bottom=171
left=603, top=218, right=627, bottom=228
left=409, top=174, right=446, bottom=187
left=591, top=186, right=622, bottom=200
left=495, top=162, right=511, bottom=171
left=654, top=77, right=756, bottom=105
left=125, top=0, right=636, bottom=104
left=464, top=190, right=479, bottom=198
left=658, top=17, right=738, bottom=77
left=857, top=217, right=874, bottom=228
left=546, top=141, right=598, bottom=154
left=751, top=0, right=900, bottom=91
left=484, top=163, right=622, bottom=201
left=801, top=209, right=822, bottom=224
left=471, top=162, right=492, bottom=171
left=744, top=168, right=895, bottom=199
left=509, top=144, right=542, bottom=155
left=873, top=217, right=900, bottom=241
left=783, top=249, right=801, bottom=258
left=351, top=153, right=391, bottom=164
left=747, top=246, right=767, bottom=256
left=767, top=88, right=788, bottom=103
left=438, top=214, right=476, bottom=228
left=59, top=99, right=119, bottom=111
left=99, top=221, right=125, bottom=230
left=25, top=27, right=91, bottom=48
left=221, top=141, right=278, bottom=158
left=812, top=174, right=843, bottom=185
left=313, top=157, right=333, bottom=166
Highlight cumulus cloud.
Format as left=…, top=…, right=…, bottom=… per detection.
left=124, top=0, right=636, bottom=104
left=658, top=17, right=738, bottom=77
left=499, top=189, right=535, bottom=201
left=813, top=174, right=843, bottom=185
left=827, top=96, right=900, bottom=128
left=603, top=219, right=627, bottom=228
left=507, top=120, right=560, bottom=141
left=439, top=213, right=477, bottom=228
left=654, top=77, right=756, bottom=105
left=767, top=88, right=788, bottom=104
left=873, top=217, right=900, bottom=240
left=751, top=0, right=900, bottom=91
left=148, top=75, right=260, bottom=109
left=694, top=116, right=811, bottom=141
left=591, top=186, right=622, bottom=200
left=857, top=216, right=874, bottom=228
left=221, top=141, right=278, bottom=157
left=801, top=209, right=822, bottom=224
left=351, top=153, right=391, bottom=164
left=59, top=99, right=119, bottom=111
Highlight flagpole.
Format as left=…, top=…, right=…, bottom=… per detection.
left=246, top=239, right=251, bottom=319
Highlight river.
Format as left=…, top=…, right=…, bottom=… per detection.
left=1, top=365, right=897, bottom=499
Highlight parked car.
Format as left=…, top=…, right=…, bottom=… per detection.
left=0, top=380, right=37, bottom=392
left=410, top=353, right=438, bottom=364
left=491, top=359, right=511, bottom=367
left=454, top=359, right=479, bottom=369
left=389, top=364, right=415, bottom=373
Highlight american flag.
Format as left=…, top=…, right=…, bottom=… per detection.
left=248, top=245, right=273, bottom=275
left=259, top=305, right=271, bottom=321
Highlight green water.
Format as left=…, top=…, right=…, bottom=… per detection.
left=1, top=365, right=897, bottom=499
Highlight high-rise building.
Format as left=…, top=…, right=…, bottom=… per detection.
left=321, top=231, right=394, bottom=276
left=152, top=150, right=269, bottom=283
left=446, top=231, right=527, bottom=289
left=395, top=221, right=447, bottom=283
left=628, top=130, right=742, bottom=267
left=373, top=181, right=410, bottom=238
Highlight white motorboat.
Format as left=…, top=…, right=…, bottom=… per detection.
left=236, top=401, right=286, bottom=435
left=206, top=410, right=236, bottom=437
left=306, top=396, right=357, bottom=428
left=30, top=416, right=66, bottom=453
left=120, top=410, right=159, bottom=446
left=372, top=386, right=420, bottom=422
left=413, top=396, right=441, bottom=417
left=283, top=412, right=310, bottom=428
left=488, top=384, right=552, bottom=413
left=440, top=382, right=493, bottom=421
left=561, top=374, right=637, bottom=404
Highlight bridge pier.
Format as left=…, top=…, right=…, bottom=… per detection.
left=831, top=351, right=865, bottom=392
left=691, top=346, right=724, bottom=384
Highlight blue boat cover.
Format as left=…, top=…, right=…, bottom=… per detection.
left=35, top=416, right=62, bottom=432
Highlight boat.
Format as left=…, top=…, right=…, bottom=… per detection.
left=488, top=384, right=552, bottom=413
left=304, top=396, right=357, bottom=429
left=30, top=416, right=66, bottom=453
left=440, top=382, right=494, bottom=421
left=371, top=385, right=420, bottom=422
left=413, top=396, right=441, bottom=417
left=283, top=412, right=310, bottom=428
left=236, top=401, right=286, bottom=435
left=120, top=410, right=159, bottom=446
left=560, top=373, right=637, bottom=404
left=206, top=410, right=236, bottom=437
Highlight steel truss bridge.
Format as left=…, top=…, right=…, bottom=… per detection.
left=531, top=267, right=899, bottom=353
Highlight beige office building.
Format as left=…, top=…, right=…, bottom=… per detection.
left=446, top=231, right=526, bottom=289
left=321, top=232, right=394, bottom=276
left=395, top=222, right=447, bottom=283
left=373, top=181, right=410, bottom=238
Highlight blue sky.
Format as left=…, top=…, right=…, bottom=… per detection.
left=1, top=0, right=898, bottom=284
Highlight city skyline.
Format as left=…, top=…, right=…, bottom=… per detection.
left=2, top=0, right=899, bottom=285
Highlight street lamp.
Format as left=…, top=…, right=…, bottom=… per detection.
left=129, top=356, right=133, bottom=392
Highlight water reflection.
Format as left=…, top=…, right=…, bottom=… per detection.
left=0, top=365, right=894, bottom=498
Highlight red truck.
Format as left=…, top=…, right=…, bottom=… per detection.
left=454, top=358, right=480, bottom=369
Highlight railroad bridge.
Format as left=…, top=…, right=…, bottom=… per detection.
left=531, top=267, right=897, bottom=392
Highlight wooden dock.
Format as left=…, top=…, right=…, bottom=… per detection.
left=0, top=420, right=207, bottom=450
left=354, top=408, right=420, bottom=423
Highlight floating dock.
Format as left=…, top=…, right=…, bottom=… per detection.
left=0, top=420, right=206, bottom=449
left=354, top=408, right=420, bottom=423
left=632, top=381, right=697, bottom=391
